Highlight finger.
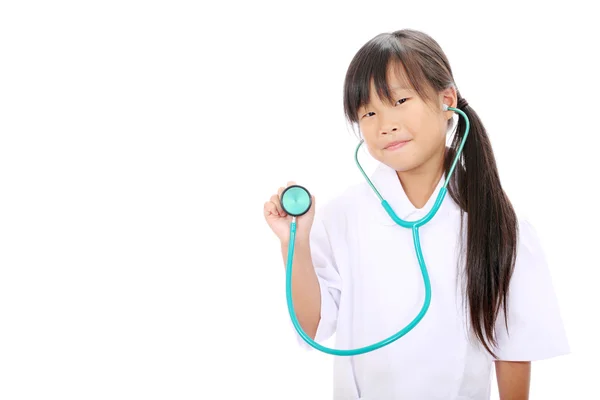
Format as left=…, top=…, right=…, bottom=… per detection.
left=277, top=187, right=290, bottom=217
left=263, top=201, right=272, bottom=216
left=286, top=181, right=296, bottom=187
left=278, top=193, right=290, bottom=217
left=270, top=194, right=283, bottom=216
left=264, top=201, right=277, bottom=217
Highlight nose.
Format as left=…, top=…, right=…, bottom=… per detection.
left=379, top=123, right=398, bottom=136
left=377, top=109, right=400, bottom=135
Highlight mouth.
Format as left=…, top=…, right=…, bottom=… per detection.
left=384, top=139, right=411, bottom=150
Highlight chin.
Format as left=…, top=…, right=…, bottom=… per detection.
left=387, top=162, right=418, bottom=173
left=379, top=153, right=420, bottom=173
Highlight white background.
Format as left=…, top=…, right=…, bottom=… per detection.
left=1, top=1, right=598, bottom=398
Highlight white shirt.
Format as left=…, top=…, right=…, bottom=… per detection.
left=292, top=162, right=569, bottom=399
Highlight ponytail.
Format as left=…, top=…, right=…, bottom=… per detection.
left=444, top=94, right=518, bottom=358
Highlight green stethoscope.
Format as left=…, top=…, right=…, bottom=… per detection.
left=280, top=105, right=469, bottom=356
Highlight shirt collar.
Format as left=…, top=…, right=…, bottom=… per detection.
left=368, top=162, right=452, bottom=225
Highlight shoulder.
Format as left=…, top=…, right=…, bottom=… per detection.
left=514, top=213, right=545, bottom=261
left=509, top=212, right=555, bottom=295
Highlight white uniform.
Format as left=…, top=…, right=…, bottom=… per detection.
left=294, top=162, right=569, bottom=399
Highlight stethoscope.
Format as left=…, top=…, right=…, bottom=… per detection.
left=280, top=104, right=470, bottom=356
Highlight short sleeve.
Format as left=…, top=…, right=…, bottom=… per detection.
left=289, top=210, right=342, bottom=351
left=494, top=219, right=570, bottom=361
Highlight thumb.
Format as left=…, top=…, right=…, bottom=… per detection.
left=306, top=195, right=316, bottom=219
left=297, top=195, right=316, bottom=221
left=307, top=194, right=315, bottom=214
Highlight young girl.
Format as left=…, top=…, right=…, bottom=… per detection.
left=263, top=29, right=569, bottom=399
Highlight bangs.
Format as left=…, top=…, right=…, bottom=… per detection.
left=343, top=33, right=434, bottom=124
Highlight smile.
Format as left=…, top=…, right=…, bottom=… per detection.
left=385, top=140, right=411, bottom=150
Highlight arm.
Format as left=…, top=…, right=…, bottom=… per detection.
left=495, top=360, right=531, bottom=400
left=281, top=238, right=321, bottom=340
left=493, top=219, right=569, bottom=396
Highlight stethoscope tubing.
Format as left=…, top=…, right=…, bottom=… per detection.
left=284, top=106, right=469, bottom=356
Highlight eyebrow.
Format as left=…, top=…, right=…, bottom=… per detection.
left=390, top=85, right=412, bottom=91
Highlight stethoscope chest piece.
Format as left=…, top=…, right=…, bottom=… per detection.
left=280, top=185, right=312, bottom=217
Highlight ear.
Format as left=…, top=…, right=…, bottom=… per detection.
left=440, top=86, right=457, bottom=120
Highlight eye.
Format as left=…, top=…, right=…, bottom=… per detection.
left=395, top=98, right=408, bottom=106
left=361, top=111, right=375, bottom=119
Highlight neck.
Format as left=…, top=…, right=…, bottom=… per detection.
left=396, top=148, right=445, bottom=209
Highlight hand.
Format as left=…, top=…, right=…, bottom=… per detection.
left=263, top=181, right=315, bottom=244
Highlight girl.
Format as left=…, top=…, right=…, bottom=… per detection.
left=263, top=29, right=568, bottom=399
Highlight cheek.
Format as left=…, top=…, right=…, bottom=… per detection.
left=358, top=121, right=376, bottom=138
left=415, top=116, right=447, bottom=148
left=359, top=128, right=379, bottom=151
left=364, top=142, right=382, bottom=161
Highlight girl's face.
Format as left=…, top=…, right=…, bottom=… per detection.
left=357, top=65, right=456, bottom=174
